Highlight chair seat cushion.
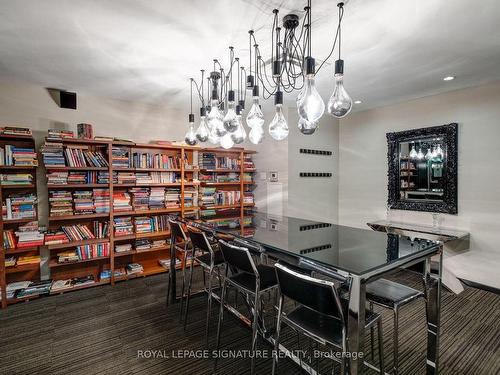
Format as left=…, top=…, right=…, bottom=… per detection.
left=229, top=264, right=278, bottom=292
left=285, top=306, right=380, bottom=347
left=196, top=250, right=225, bottom=267
left=366, top=278, right=424, bottom=308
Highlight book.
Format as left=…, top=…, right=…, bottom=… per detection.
left=77, top=123, right=93, bottom=140
left=1, top=126, right=32, bottom=136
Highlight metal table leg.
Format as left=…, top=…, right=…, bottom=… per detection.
left=347, top=275, right=366, bottom=375
left=423, top=248, right=442, bottom=374
left=168, top=241, right=177, bottom=305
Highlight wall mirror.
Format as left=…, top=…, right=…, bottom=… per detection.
left=387, top=123, right=458, bottom=214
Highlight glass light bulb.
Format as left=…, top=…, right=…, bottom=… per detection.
left=409, top=145, right=418, bottom=159
left=231, top=115, right=246, bottom=144
left=246, top=96, right=265, bottom=129
left=249, top=126, right=264, bottom=144
left=297, top=74, right=324, bottom=124
left=184, top=121, right=197, bottom=146
left=327, top=74, right=352, bottom=118
left=269, top=104, right=289, bottom=141
left=417, top=148, right=424, bottom=159
left=298, top=117, right=318, bottom=135
left=431, top=147, right=438, bottom=158
left=425, top=148, right=432, bottom=160
left=223, top=101, right=238, bottom=133
left=207, top=99, right=226, bottom=137
left=436, top=144, right=444, bottom=158
left=195, top=116, right=209, bottom=142
left=220, top=133, right=234, bottom=149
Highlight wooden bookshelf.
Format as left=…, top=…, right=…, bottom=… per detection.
left=0, top=130, right=257, bottom=309
left=198, top=148, right=256, bottom=235
left=0, top=133, right=40, bottom=308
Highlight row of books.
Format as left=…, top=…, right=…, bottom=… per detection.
left=64, top=146, right=109, bottom=167
left=113, top=187, right=182, bottom=212
left=0, top=145, right=38, bottom=166
left=113, top=215, right=170, bottom=236
left=198, top=153, right=240, bottom=170
left=5, top=255, right=41, bottom=267
left=49, top=189, right=110, bottom=216
left=2, top=193, right=37, bottom=220
left=48, top=171, right=112, bottom=185
left=47, top=129, right=75, bottom=140
left=100, top=263, right=143, bottom=279
left=5, top=280, right=52, bottom=300
left=0, top=126, right=32, bottom=136
left=56, top=242, right=110, bottom=263
left=112, top=147, right=184, bottom=169
left=0, top=173, right=33, bottom=185
left=199, top=172, right=240, bottom=183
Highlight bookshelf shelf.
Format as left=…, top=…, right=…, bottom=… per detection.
left=5, top=246, right=39, bottom=255
left=6, top=263, right=40, bottom=274
left=0, top=165, right=37, bottom=170
left=49, top=279, right=111, bottom=295
left=48, top=256, right=110, bottom=268
left=47, top=184, right=108, bottom=189
left=0, top=184, right=36, bottom=189
left=47, top=238, right=110, bottom=251
left=115, top=245, right=170, bottom=258
left=113, top=208, right=181, bottom=217
left=2, top=217, right=37, bottom=224
left=45, top=166, right=108, bottom=171
left=48, top=213, right=110, bottom=222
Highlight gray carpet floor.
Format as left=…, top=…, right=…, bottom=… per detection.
left=1, top=270, right=499, bottom=375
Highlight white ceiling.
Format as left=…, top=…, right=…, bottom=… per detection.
left=1, top=0, right=500, bottom=112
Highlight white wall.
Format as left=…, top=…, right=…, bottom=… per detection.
left=339, top=81, right=500, bottom=289
left=288, top=111, right=339, bottom=223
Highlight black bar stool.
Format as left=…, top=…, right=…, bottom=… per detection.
left=366, top=278, right=424, bottom=375
left=215, top=240, right=279, bottom=375
left=183, top=227, right=225, bottom=347
left=273, top=263, right=385, bottom=375
left=167, top=219, right=191, bottom=318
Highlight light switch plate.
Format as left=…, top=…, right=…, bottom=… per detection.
left=270, top=171, right=278, bottom=182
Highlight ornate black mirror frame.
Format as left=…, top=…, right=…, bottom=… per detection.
left=387, top=123, right=458, bottom=214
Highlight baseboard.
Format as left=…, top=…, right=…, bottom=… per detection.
left=460, top=279, right=500, bottom=296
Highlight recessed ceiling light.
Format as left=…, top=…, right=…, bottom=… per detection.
left=443, top=76, right=455, bottom=81
left=354, top=100, right=362, bottom=104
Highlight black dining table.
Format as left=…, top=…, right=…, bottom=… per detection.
left=169, top=212, right=443, bottom=375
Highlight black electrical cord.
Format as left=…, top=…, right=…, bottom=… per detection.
left=316, top=4, right=344, bottom=74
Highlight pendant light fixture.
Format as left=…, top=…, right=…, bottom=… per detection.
left=207, top=65, right=226, bottom=138
left=195, top=70, right=210, bottom=142
left=231, top=105, right=246, bottom=144
left=409, top=143, right=418, bottom=158
left=327, top=2, right=352, bottom=118
left=184, top=79, right=197, bottom=146
left=269, top=90, right=289, bottom=141
left=297, top=1, right=324, bottom=134
left=188, top=0, right=353, bottom=144
left=223, top=49, right=239, bottom=133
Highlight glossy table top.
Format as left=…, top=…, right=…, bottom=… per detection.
left=200, top=212, right=441, bottom=278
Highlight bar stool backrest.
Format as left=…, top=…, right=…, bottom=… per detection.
left=274, top=263, right=345, bottom=321
left=169, top=219, right=187, bottom=242
left=187, top=228, right=213, bottom=256
left=219, top=239, right=258, bottom=275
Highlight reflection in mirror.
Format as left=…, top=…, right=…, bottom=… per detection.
left=399, top=138, right=446, bottom=202
left=387, top=123, right=458, bottom=214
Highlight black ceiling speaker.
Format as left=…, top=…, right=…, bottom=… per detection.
left=47, top=88, right=77, bottom=109
left=60, top=90, right=77, bottom=109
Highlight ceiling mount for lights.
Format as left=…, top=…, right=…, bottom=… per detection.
left=283, top=14, right=300, bottom=30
